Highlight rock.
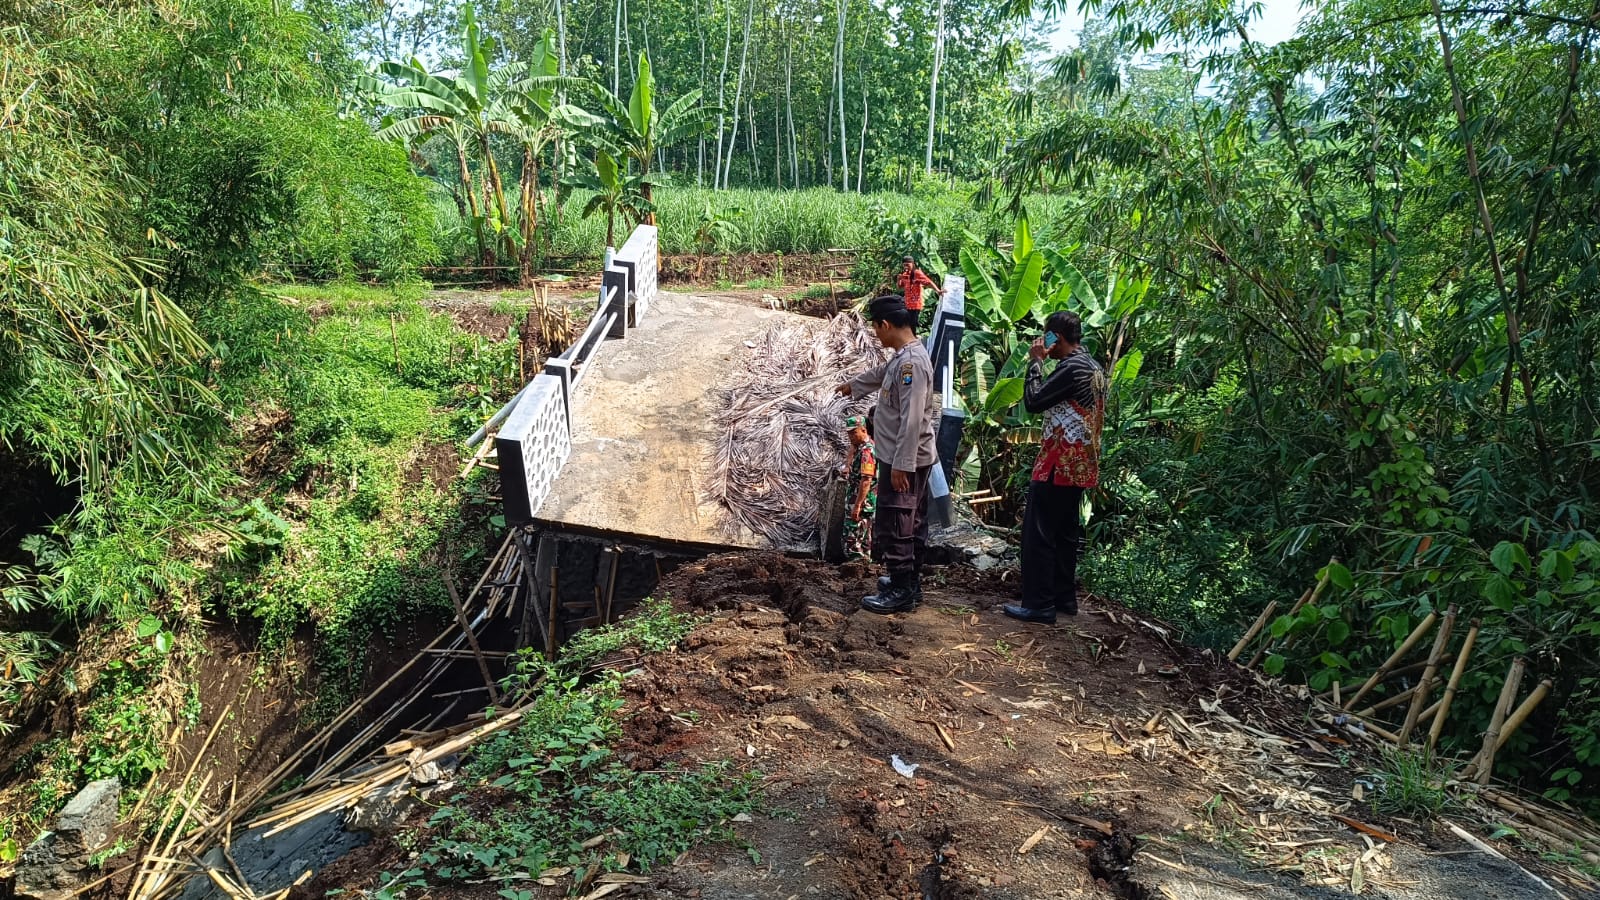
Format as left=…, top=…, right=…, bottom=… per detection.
left=972, top=554, right=998, bottom=571
left=15, top=778, right=122, bottom=900
left=55, top=778, right=120, bottom=857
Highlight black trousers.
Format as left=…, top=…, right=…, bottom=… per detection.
left=1021, top=480, right=1084, bottom=611
left=873, top=465, right=931, bottom=576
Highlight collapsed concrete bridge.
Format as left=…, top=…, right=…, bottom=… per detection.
left=466, top=225, right=967, bottom=654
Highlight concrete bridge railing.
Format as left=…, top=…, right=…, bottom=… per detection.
left=495, top=225, right=659, bottom=526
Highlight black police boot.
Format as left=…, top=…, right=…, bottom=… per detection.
left=862, top=572, right=918, bottom=614
left=878, top=571, right=923, bottom=604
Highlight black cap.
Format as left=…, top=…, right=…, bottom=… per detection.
left=867, top=294, right=909, bottom=321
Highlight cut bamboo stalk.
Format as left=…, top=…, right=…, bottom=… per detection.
left=444, top=565, right=501, bottom=706
left=1487, top=678, right=1552, bottom=754
left=1344, top=611, right=1439, bottom=711
left=1356, top=677, right=1438, bottom=718
left=603, top=548, right=620, bottom=625
left=1248, top=564, right=1335, bottom=668
left=1400, top=604, right=1456, bottom=744
left=1483, top=789, right=1600, bottom=855
left=1228, top=600, right=1278, bottom=662
left=1472, top=657, right=1526, bottom=786
left=1331, top=679, right=1341, bottom=707
left=1426, top=618, right=1480, bottom=754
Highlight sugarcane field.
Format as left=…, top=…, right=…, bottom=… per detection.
left=6, top=2, right=1600, bottom=900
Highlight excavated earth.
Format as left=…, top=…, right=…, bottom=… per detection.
left=320, top=554, right=1588, bottom=900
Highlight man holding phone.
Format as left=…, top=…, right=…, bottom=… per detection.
left=1004, top=311, right=1106, bottom=623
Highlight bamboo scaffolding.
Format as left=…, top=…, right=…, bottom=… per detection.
left=1427, top=618, right=1480, bottom=754
left=1400, top=604, right=1456, bottom=744
left=1343, top=611, right=1439, bottom=711
left=1470, top=657, right=1526, bottom=785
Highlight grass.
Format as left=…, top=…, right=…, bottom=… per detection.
left=1371, top=747, right=1455, bottom=819
left=429, top=184, right=1078, bottom=260
left=1, top=287, right=523, bottom=838
left=405, top=602, right=757, bottom=893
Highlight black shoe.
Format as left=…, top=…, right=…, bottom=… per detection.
left=863, top=574, right=918, bottom=614
left=1002, top=603, right=1056, bottom=624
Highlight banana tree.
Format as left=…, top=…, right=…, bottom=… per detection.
left=563, top=151, right=655, bottom=246
left=953, top=213, right=1151, bottom=495
left=363, top=8, right=519, bottom=268
left=501, top=29, right=595, bottom=283
left=587, top=53, right=714, bottom=223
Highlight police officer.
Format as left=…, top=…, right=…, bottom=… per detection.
left=835, top=295, right=937, bottom=613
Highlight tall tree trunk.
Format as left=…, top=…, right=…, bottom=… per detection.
left=458, top=138, right=490, bottom=268
left=713, top=0, right=733, bottom=188
left=835, top=0, right=849, bottom=191
left=824, top=86, right=834, bottom=186
left=774, top=83, right=782, bottom=188
left=519, top=144, right=538, bottom=286
left=857, top=77, right=867, bottom=192
left=697, top=0, right=709, bottom=186
left=721, top=0, right=756, bottom=189
left=785, top=22, right=798, bottom=187
left=480, top=132, right=514, bottom=268
left=924, top=0, right=945, bottom=173
left=613, top=0, right=623, bottom=96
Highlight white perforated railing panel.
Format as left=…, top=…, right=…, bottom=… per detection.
left=495, top=374, right=572, bottom=524
left=618, top=225, right=658, bottom=322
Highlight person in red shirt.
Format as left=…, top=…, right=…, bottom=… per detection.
left=895, top=256, right=942, bottom=329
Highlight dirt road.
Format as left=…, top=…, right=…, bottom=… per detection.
left=610, top=554, right=1577, bottom=900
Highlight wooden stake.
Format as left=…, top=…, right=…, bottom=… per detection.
left=389, top=314, right=403, bottom=373
left=444, top=565, right=501, bottom=706
left=1472, top=656, right=1526, bottom=785
left=1400, top=604, right=1456, bottom=744
left=1228, top=600, right=1278, bottom=662
left=547, top=565, right=560, bottom=657
left=1426, top=618, right=1479, bottom=754
left=603, top=548, right=620, bottom=625
left=1343, top=611, right=1438, bottom=711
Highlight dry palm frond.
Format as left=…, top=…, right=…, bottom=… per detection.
left=707, top=314, right=886, bottom=547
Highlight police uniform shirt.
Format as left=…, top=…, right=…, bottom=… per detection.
left=846, top=340, right=937, bottom=474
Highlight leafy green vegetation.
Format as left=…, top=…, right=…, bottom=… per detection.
left=413, top=602, right=757, bottom=893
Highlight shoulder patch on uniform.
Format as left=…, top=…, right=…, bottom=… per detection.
left=901, top=362, right=914, bottom=385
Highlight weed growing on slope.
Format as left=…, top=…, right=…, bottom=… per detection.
left=417, top=603, right=755, bottom=892
left=1371, top=748, right=1454, bottom=819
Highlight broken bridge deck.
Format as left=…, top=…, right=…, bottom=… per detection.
left=533, top=290, right=812, bottom=551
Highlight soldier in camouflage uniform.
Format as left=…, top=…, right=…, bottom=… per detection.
left=842, top=416, right=877, bottom=560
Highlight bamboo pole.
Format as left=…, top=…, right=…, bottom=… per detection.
left=1400, top=604, right=1456, bottom=744
left=1228, top=600, right=1278, bottom=662
left=1356, top=677, right=1438, bottom=718
left=444, top=565, right=501, bottom=706
left=1426, top=618, right=1480, bottom=754
left=1343, top=611, right=1439, bottom=711
left=1248, top=564, right=1335, bottom=668
left=1487, top=678, right=1552, bottom=755
left=1472, top=656, right=1526, bottom=785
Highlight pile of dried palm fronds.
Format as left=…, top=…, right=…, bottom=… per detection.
left=708, top=313, right=884, bottom=547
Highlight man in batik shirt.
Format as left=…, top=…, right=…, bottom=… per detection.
left=1003, top=310, right=1106, bottom=624
left=842, top=415, right=877, bottom=560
